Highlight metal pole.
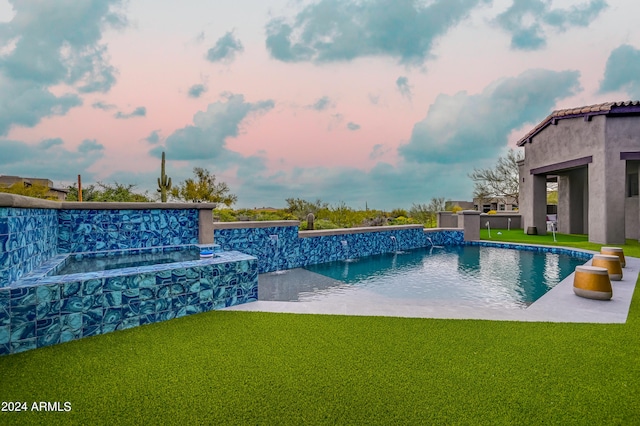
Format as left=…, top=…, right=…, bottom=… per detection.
left=78, top=174, right=83, bottom=202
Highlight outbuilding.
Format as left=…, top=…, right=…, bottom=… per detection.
left=517, top=101, right=640, bottom=244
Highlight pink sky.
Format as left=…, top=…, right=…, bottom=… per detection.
left=1, top=0, right=639, bottom=209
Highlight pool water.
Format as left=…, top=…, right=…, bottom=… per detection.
left=267, top=246, right=587, bottom=308
left=53, top=248, right=202, bottom=275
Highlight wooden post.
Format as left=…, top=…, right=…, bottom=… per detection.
left=78, top=174, right=83, bottom=202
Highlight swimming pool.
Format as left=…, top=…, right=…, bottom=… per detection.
left=260, top=245, right=588, bottom=309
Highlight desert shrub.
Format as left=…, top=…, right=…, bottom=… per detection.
left=313, top=219, right=340, bottom=230
left=214, top=209, right=237, bottom=222
left=451, top=205, right=463, bottom=213
left=390, top=208, right=408, bottom=218
left=487, top=210, right=497, bottom=215
left=361, top=215, right=388, bottom=227
left=388, top=216, right=416, bottom=226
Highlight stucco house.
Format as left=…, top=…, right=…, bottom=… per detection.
left=517, top=101, right=640, bottom=244
left=0, top=175, right=69, bottom=200
left=472, top=196, right=518, bottom=213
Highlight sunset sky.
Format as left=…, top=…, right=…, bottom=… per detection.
left=1, top=0, right=639, bottom=209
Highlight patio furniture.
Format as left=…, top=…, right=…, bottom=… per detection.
left=546, top=214, right=557, bottom=232
left=573, top=265, right=612, bottom=300
left=591, top=254, right=623, bottom=281
left=601, top=247, right=625, bottom=268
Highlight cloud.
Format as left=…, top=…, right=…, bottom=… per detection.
left=143, top=130, right=161, bottom=144
left=265, top=0, right=489, bottom=65
left=599, top=44, right=640, bottom=99
left=38, top=138, right=64, bottom=149
left=346, top=122, right=360, bottom=131
left=77, top=139, right=104, bottom=153
left=308, top=96, right=334, bottom=111
left=114, top=106, right=146, bottom=119
left=369, top=144, right=390, bottom=160
left=396, top=76, right=412, bottom=99
left=188, top=84, right=207, bottom=98
left=0, top=0, right=126, bottom=136
left=159, top=93, right=274, bottom=162
left=206, top=31, right=244, bottom=63
left=495, top=0, right=607, bottom=50
left=231, top=160, right=477, bottom=210
left=0, top=78, right=82, bottom=136
left=92, top=101, right=116, bottom=110
left=399, top=68, right=581, bottom=164
left=0, top=137, right=104, bottom=181
left=368, top=93, right=381, bottom=105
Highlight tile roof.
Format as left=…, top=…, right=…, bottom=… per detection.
left=516, top=100, right=640, bottom=146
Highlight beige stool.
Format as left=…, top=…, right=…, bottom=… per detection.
left=573, top=265, right=612, bottom=300
left=601, top=247, right=625, bottom=268
left=592, top=254, right=623, bottom=281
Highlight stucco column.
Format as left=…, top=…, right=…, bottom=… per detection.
left=588, top=155, right=626, bottom=244
left=558, top=169, right=587, bottom=234
left=198, top=209, right=214, bottom=244
left=558, top=174, right=570, bottom=234
left=459, top=210, right=481, bottom=241
left=520, top=171, right=547, bottom=235
left=437, top=211, right=453, bottom=228
left=637, top=170, right=640, bottom=242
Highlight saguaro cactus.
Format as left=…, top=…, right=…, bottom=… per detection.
left=157, top=151, right=172, bottom=202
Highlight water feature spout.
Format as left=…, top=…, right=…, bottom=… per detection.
left=340, top=240, right=353, bottom=262
left=426, top=237, right=444, bottom=248
left=507, top=218, right=511, bottom=231
left=486, top=221, right=491, bottom=238
left=268, top=234, right=286, bottom=274
left=390, top=235, right=398, bottom=253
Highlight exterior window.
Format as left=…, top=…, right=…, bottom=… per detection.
left=499, top=204, right=505, bottom=211
left=628, top=173, right=639, bottom=197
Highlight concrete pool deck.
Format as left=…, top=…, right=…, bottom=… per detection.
left=224, top=253, right=639, bottom=323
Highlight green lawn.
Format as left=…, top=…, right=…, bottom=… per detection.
left=480, top=228, right=640, bottom=257
left=1, top=233, right=639, bottom=424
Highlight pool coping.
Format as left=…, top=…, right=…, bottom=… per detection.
left=224, top=242, right=638, bottom=323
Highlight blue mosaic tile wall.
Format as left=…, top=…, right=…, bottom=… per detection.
left=214, top=226, right=465, bottom=273
left=0, top=208, right=59, bottom=288
left=0, top=251, right=257, bottom=356
left=58, top=209, right=199, bottom=254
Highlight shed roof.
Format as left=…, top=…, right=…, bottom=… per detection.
left=516, top=100, right=640, bottom=146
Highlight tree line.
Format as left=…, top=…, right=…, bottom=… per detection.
left=1, top=149, right=529, bottom=216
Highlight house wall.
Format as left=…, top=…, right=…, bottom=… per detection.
left=480, top=214, right=522, bottom=229
left=521, top=115, right=605, bottom=238
left=520, top=114, right=640, bottom=244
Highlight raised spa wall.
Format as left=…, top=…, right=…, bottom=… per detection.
left=0, top=193, right=467, bottom=356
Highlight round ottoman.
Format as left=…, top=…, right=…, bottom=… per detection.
left=601, top=247, right=625, bottom=268
left=591, top=254, right=623, bottom=281
left=573, top=265, right=612, bottom=300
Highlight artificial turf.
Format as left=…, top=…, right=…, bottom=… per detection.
left=480, top=228, right=640, bottom=257
left=1, top=235, right=639, bottom=424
